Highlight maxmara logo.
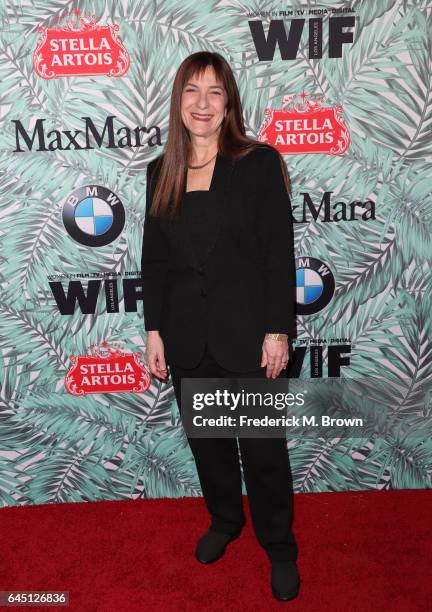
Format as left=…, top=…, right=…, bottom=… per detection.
left=248, top=14, right=355, bottom=60
left=12, top=116, right=161, bottom=152
left=291, top=192, right=375, bottom=223
left=33, top=10, right=130, bottom=78
left=258, top=92, right=350, bottom=155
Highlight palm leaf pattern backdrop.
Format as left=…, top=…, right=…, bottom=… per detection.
left=0, top=0, right=431, bottom=507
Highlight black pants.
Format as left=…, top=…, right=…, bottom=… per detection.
left=168, top=344, right=298, bottom=563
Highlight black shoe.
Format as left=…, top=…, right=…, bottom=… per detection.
left=195, top=529, right=241, bottom=564
left=271, top=560, right=300, bottom=601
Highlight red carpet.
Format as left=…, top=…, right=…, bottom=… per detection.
left=0, top=490, right=431, bottom=611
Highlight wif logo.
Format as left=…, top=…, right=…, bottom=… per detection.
left=249, top=15, right=355, bottom=61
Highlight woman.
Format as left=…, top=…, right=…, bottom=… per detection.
left=141, top=52, right=299, bottom=602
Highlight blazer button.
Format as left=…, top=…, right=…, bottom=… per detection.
left=197, top=267, right=204, bottom=276
left=200, top=288, right=207, bottom=297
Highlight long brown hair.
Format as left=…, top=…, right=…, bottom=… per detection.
left=149, top=51, right=291, bottom=218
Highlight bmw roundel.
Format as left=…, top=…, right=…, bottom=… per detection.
left=296, top=256, right=335, bottom=315
left=62, top=185, right=125, bottom=247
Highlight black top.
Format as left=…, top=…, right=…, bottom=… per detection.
left=181, top=190, right=217, bottom=268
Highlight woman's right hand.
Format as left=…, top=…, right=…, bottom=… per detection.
left=145, top=331, right=169, bottom=381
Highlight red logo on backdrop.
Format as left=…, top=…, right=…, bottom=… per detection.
left=65, top=341, right=151, bottom=396
left=33, top=10, right=130, bottom=79
left=258, top=91, right=350, bottom=155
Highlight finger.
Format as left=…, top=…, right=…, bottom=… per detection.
left=272, top=351, right=285, bottom=377
left=148, top=354, right=159, bottom=377
left=272, top=358, right=283, bottom=379
left=261, top=348, right=268, bottom=368
left=155, top=362, right=168, bottom=381
left=266, top=360, right=276, bottom=379
left=157, top=368, right=169, bottom=381
left=154, top=367, right=167, bottom=381
left=157, top=354, right=167, bottom=374
left=267, top=366, right=277, bottom=379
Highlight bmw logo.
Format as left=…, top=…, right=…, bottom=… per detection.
left=62, top=185, right=125, bottom=247
left=296, top=256, right=335, bottom=315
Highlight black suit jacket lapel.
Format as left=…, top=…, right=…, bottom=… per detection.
left=198, top=152, right=235, bottom=268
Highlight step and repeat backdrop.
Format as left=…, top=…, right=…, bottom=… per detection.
left=0, top=0, right=431, bottom=506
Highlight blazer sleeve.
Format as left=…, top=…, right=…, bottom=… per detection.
left=141, top=159, right=169, bottom=331
left=257, top=147, right=297, bottom=337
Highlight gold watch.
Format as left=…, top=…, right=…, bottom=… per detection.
left=265, top=333, right=288, bottom=342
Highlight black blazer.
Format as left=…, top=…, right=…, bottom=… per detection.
left=141, top=145, right=297, bottom=372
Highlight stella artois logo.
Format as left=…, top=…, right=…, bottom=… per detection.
left=258, top=91, right=350, bottom=155
left=33, top=10, right=130, bottom=79
left=65, top=341, right=151, bottom=396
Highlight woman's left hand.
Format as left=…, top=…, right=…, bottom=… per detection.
left=261, top=335, right=289, bottom=379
